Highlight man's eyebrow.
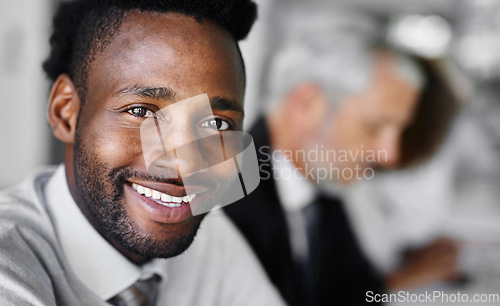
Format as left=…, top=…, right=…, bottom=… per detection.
left=114, top=84, right=176, bottom=100
left=114, top=86, right=243, bottom=115
left=210, top=97, right=244, bottom=115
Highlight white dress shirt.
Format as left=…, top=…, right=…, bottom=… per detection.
left=272, top=152, right=316, bottom=262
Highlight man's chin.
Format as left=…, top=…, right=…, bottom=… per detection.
left=114, top=213, right=206, bottom=260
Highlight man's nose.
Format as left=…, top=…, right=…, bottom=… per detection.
left=376, top=133, right=401, bottom=168
left=148, top=124, right=211, bottom=177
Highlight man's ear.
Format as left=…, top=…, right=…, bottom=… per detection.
left=48, top=74, right=80, bottom=145
left=285, top=82, right=327, bottom=133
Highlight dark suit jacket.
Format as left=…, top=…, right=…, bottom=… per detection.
left=224, top=117, right=385, bottom=306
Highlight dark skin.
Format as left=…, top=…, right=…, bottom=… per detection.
left=48, top=11, right=245, bottom=264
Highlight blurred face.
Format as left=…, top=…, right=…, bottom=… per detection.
left=66, top=12, right=245, bottom=262
left=311, top=54, right=420, bottom=183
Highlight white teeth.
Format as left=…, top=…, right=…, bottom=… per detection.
left=161, top=193, right=172, bottom=202
left=137, top=185, right=145, bottom=195
left=183, top=195, right=196, bottom=203
left=158, top=202, right=182, bottom=208
left=131, top=183, right=196, bottom=206
left=152, top=190, right=161, bottom=200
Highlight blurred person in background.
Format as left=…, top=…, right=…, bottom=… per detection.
left=224, top=2, right=460, bottom=305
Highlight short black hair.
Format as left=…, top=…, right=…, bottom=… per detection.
left=43, top=0, right=257, bottom=98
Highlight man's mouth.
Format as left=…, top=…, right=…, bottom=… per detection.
left=131, top=183, right=196, bottom=208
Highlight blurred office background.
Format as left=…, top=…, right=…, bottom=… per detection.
left=1, top=0, right=500, bottom=304
left=0, top=0, right=54, bottom=188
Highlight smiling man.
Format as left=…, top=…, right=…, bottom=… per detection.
left=0, top=0, right=283, bottom=305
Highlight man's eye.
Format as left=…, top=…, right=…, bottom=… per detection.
left=127, top=107, right=155, bottom=118
left=201, top=118, right=231, bottom=131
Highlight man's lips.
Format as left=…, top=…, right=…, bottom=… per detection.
left=124, top=182, right=203, bottom=224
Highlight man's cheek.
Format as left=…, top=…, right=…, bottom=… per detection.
left=188, top=159, right=243, bottom=216
left=93, top=131, right=143, bottom=166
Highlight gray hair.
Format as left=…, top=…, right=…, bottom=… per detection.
left=264, top=2, right=424, bottom=112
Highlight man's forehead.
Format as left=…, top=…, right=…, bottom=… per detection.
left=113, top=10, right=233, bottom=49
left=84, top=10, right=245, bottom=107
left=87, top=10, right=240, bottom=74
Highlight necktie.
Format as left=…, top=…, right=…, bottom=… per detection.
left=297, top=197, right=320, bottom=306
left=108, top=274, right=162, bottom=306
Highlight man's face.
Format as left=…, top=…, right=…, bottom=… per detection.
left=66, top=12, right=245, bottom=262
left=310, top=54, right=420, bottom=183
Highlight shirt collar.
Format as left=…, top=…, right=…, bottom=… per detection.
left=45, top=165, right=168, bottom=300
left=272, top=152, right=316, bottom=213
